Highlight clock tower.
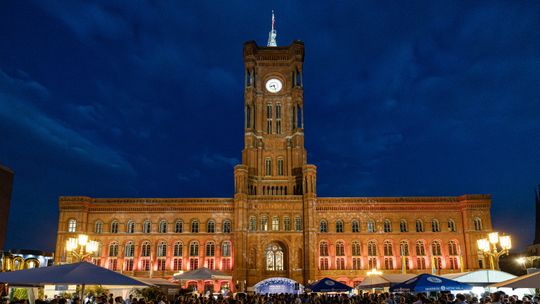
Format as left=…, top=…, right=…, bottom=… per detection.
left=233, top=24, right=319, bottom=286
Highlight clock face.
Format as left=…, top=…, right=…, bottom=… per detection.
left=265, top=78, right=283, bottom=93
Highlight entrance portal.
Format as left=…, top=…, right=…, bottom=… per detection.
left=253, top=277, right=303, bottom=294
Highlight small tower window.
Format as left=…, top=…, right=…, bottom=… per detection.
left=266, top=104, right=273, bottom=134
left=275, top=103, right=282, bottom=134
left=265, top=158, right=272, bottom=176
left=245, top=105, right=251, bottom=129
left=277, top=159, right=284, bottom=176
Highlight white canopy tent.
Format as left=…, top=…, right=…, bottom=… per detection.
left=357, top=274, right=415, bottom=289
left=442, top=270, right=532, bottom=298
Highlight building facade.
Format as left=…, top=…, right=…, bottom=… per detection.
left=55, top=40, right=493, bottom=290
left=0, top=164, right=14, bottom=250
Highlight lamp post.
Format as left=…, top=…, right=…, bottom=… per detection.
left=476, top=232, right=511, bottom=270
left=65, top=234, right=99, bottom=262
left=65, top=234, right=99, bottom=301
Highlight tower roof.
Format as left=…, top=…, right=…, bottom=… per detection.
left=267, top=10, right=277, bottom=47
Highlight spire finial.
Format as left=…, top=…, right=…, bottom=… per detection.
left=267, top=10, right=277, bottom=47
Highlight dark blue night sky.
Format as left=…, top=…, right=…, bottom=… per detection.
left=1, top=1, right=539, bottom=252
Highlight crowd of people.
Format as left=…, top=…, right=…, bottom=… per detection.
left=3, top=291, right=539, bottom=304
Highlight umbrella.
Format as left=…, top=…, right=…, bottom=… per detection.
left=173, top=267, right=231, bottom=281
left=489, top=271, right=540, bottom=289
left=308, top=278, right=352, bottom=293
left=389, top=274, right=472, bottom=292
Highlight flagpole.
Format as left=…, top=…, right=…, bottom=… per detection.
left=458, top=247, right=465, bottom=272
left=430, top=246, right=436, bottom=275
left=401, top=245, right=406, bottom=274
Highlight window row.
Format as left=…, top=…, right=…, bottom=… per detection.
left=318, top=218, right=483, bottom=233
left=264, top=158, right=285, bottom=177
left=92, top=219, right=232, bottom=234
left=248, top=216, right=302, bottom=232
left=97, top=256, right=233, bottom=272
left=102, top=240, right=233, bottom=258
left=319, top=256, right=460, bottom=271
left=319, top=240, right=460, bottom=257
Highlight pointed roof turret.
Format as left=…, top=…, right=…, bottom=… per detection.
left=267, top=10, right=277, bottom=47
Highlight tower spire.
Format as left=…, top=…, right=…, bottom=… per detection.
left=267, top=10, right=277, bottom=47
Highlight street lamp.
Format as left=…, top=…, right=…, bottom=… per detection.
left=476, top=232, right=511, bottom=270
left=66, top=234, right=99, bottom=262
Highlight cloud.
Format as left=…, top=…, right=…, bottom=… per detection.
left=0, top=69, right=136, bottom=176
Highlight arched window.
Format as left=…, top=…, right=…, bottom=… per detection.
left=95, top=221, right=103, bottom=234
left=272, top=217, right=280, bottom=231
left=319, top=220, right=328, bottom=233
left=352, top=241, right=361, bottom=256
left=265, top=243, right=284, bottom=271
left=206, top=242, right=215, bottom=257
left=431, top=241, right=442, bottom=256
left=159, top=220, right=167, bottom=233
left=207, top=220, right=215, bottom=233
left=432, top=219, right=440, bottom=232
left=127, top=221, right=135, bottom=233
left=261, top=216, right=268, bottom=231
left=67, top=219, right=77, bottom=232
left=400, top=241, right=409, bottom=256
left=336, top=220, right=344, bottom=233
left=157, top=241, right=167, bottom=257
left=336, top=241, right=345, bottom=256
left=384, top=220, right=392, bottom=232
left=173, top=241, right=183, bottom=257
left=141, top=242, right=151, bottom=257
left=143, top=220, right=151, bottom=234
left=352, top=220, right=360, bottom=233
left=189, top=241, right=199, bottom=256
left=223, top=220, right=232, bottom=233
left=249, top=216, right=257, bottom=231
left=222, top=241, right=231, bottom=257
left=415, top=240, right=426, bottom=256
left=108, top=242, right=118, bottom=257
left=191, top=220, right=199, bottom=233
left=319, top=241, right=329, bottom=256
left=474, top=217, right=483, bottom=231
left=448, top=219, right=456, bottom=232
left=125, top=241, right=134, bottom=257
left=400, top=220, right=408, bottom=232
left=111, top=221, right=119, bottom=234
left=368, top=241, right=377, bottom=256
left=383, top=241, right=393, bottom=256
left=368, top=220, right=376, bottom=233
left=416, top=220, right=424, bottom=232
left=175, top=220, right=183, bottom=233
left=448, top=240, right=458, bottom=256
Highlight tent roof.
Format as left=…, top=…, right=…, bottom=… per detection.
left=133, top=277, right=178, bottom=287
left=490, top=271, right=540, bottom=289
left=442, top=270, right=516, bottom=285
left=357, top=274, right=415, bottom=289
left=173, top=267, right=232, bottom=281
left=390, top=274, right=472, bottom=292
left=308, top=278, right=352, bottom=292
left=0, top=262, right=148, bottom=287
